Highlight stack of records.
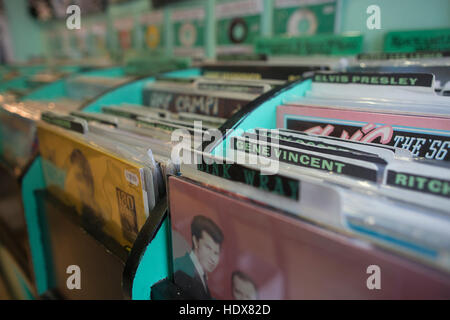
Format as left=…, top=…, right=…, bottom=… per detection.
left=349, top=51, right=450, bottom=95
left=0, top=75, right=135, bottom=173
left=162, top=70, right=450, bottom=299
left=0, top=99, right=82, bottom=172
left=37, top=111, right=177, bottom=250
left=39, top=73, right=289, bottom=251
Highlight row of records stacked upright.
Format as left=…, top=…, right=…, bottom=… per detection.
left=1, top=51, right=450, bottom=299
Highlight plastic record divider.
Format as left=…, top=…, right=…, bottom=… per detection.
left=19, top=67, right=201, bottom=298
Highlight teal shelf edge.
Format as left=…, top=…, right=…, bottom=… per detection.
left=22, top=66, right=126, bottom=102
left=0, top=76, right=28, bottom=93
left=81, top=67, right=201, bottom=112
left=132, top=218, right=171, bottom=300
left=21, top=156, right=48, bottom=295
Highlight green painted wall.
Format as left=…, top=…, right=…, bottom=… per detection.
left=3, top=0, right=450, bottom=62
left=3, top=0, right=45, bottom=62
left=337, top=0, right=450, bottom=52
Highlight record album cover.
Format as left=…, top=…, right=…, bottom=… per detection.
left=169, top=176, right=450, bottom=299
left=277, top=104, right=450, bottom=161
left=37, top=123, right=148, bottom=249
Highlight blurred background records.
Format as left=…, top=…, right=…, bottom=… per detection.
left=141, top=11, right=164, bottom=50
left=172, top=7, right=205, bottom=58
left=201, top=57, right=332, bottom=81
left=216, top=0, right=263, bottom=54
left=273, top=0, right=337, bottom=36
left=113, top=16, right=135, bottom=50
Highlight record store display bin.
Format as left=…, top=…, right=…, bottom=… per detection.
left=0, top=64, right=140, bottom=299
left=0, top=0, right=449, bottom=301
left=14, top=64, right=450, bottom=300
left=19, top=67, right=202, bottom=299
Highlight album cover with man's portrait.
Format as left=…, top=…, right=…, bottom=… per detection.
left=37, top=122, right=148, bottom=249
left=168, top=175, right=450, bottom=299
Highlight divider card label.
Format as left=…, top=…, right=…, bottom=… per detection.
left=216, top=0, right=263, bottom=52
left=256, top=128, right=401, bottom=161
left=277, top=105, right=450, bottom=161
left=70, top=111, right=118, bottom=127
left=172, top=7, right=205, bottom=56
left=102, top=107, right=140, bottom=120
left=244, top=131, right=387, bottom=165
left=202, top=64, right=327, bottom=81
left=277, top=128, right=409, bottom=156
left=255, top=33, right=363, bottom=56
left=312, top=72, right=434, bottom=87
left=143, top=88, right=251, bottom=117
left=384, top=28, right=450, bottom=53
left=41, top=112, right=88, bottom=134
left=137, top=117, right=206, bottom=136
left=357, top=51, right=450, bottom=60
left=274, top=0, right=336, bottom=36
left=195, top=156, right=299, bottom=200
left=230, top=136, right=379, bottom=182
left=196, top=81, right=272, bottom=95
left=386, top=170, right=450, bottom=199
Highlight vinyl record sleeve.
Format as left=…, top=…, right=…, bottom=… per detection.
left=172, top=7, right=205, bottom=57
left=168, top=175, right=450, bottom=299
left=273, top=0, right=336, bottom=36
left=179, top=150, right=450, bottom=273
left=216, top=0, right=263, bottom=53
left=140, top=11, right=164, bottom=50
left=0, top=106, right=37, bottom=169
left=242, top=131, right=387, bottom=165
left=277, top=104, right=450, bottom=161
left=202, top=61, right=328, bottom=81
left=255, top=128, right=412, bottom=161
left=37, top=122, right=149, bottom=249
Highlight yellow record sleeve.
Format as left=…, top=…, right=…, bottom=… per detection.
left=146, top=25, right=160, bottom=49
left=37, top=122, right=149, bottom=249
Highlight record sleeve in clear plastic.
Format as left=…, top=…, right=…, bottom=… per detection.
left=168, top=175, right=450, bottom=299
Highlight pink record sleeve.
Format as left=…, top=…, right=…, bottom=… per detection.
left=277, top=104, right=450, bottom=161
left=168, top=176, right=450, bottom=300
